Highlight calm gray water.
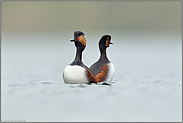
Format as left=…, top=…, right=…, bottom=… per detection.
left=1, top=31, right=182, bottom=122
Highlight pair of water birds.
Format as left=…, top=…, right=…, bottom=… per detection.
left=63, top=31, right=114, bottom=85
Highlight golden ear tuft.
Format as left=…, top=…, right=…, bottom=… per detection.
left=78, top=35, right=86, bottom=46
left=106, top=37, right=110, bottom=47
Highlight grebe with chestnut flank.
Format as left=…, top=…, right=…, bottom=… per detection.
left=89, top=35, right=114, bottom=83
left=63, top=31, right=97, bottom=84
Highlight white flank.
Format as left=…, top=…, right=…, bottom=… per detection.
left=106, top=63, right=115, bottom=82
left=63, top=65, right=89, bottom=84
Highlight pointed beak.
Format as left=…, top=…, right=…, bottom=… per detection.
left=70, top=39, right=79, bottom=42
left=110, top=42, right=113, bottom=44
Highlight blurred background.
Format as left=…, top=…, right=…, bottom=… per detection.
left=2, top=1, right=181, bottom=32
left=1, top=1, right=182, bottom=122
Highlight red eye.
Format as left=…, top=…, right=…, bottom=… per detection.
left=77, top=38, right=79, bottom=40
left=108, top=40, right=110, bottom=42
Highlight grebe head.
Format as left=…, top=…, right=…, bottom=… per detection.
left=99, top=35, right=113, bottom=49
left=70, top=31, right=86, bottom=51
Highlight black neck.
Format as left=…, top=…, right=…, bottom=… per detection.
left=74, top=47, right=83, bottom=62
left=99, top=47, right=109, bottom=61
